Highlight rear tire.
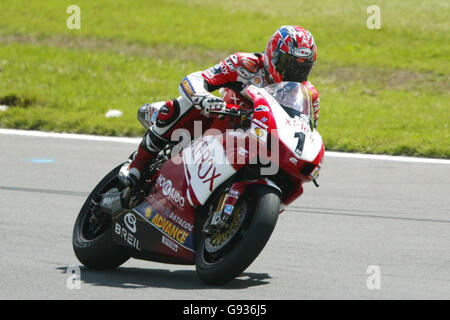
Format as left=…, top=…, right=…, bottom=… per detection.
left=195, top=185, right=280, bottom=285
left=72, top=164, right=130, bottom=270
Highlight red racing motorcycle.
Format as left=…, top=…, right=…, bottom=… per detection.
left=72, top=81, right=324, bottom=285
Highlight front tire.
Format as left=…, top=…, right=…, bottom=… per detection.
left=195, top=185, right=280, bottom=285
left=72, top=164, right=130, bottom=270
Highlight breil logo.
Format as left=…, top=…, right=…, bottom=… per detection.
left=157, top=175, right=185, bottom=207
left=124, top=213, right=137, bottom=233
left=115, top=212, right=140, bottom=250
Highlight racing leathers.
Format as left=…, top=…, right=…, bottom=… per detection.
left=119, top=52, right=320, bottom=187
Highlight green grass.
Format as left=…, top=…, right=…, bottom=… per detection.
left=0, top=0, right=449, bottom=157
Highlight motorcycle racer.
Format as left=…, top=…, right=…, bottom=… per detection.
left=119, top=25, right=320, bottom=187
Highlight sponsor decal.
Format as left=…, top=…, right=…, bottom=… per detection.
left=228, top=189, right=240, bottom=198
left=166, top=210, right=193, bottom=232
left=230, top=54, right=238, bottom=64
left=204, top=69, right=214, bottom=79
left=255, top=127, right=264, bottom=137
left=284, top=116, right=314, bottom=144
left=227, top=130, right=244, bottom=137
left=124, top=213, right=137, bottom=233
left=134, top=199, right=195, bottom=250
left=183, top=136, right=236, bottom=206
left=191, top=139, right=222, bottom=191
left=157, top=175, right=185, bottom=207
left=162, top=235, right=179, bottom=252
left=210, top=64, right=222, bottom=75
left=223, top=204, right=234, bottom=216
left=224, top=57, right=235, bottom=71
left=228, top=92, right=240, bottom=105
left=252, top=118, right=268, bottom=129
left=285, top=117, right=311, bottom=131
left=181, top=79, right=195, bottom=98
left=292, top=47, right=314, bottom=59
left=252, top=76, right=262, bottom=85
left=151, top=110, right=158, bottom=124
left=151, top=213, right=190, bottom=245
left=145, top=206, right=152, bottom=218
left=236, top=67, right=252, bottom=79
left=220, top=61, right=229, bottom=75
left=250, top=122, right=268, bottom=143
left=313, top=97, right=320, bottom=107
left=255, top=105, right=269, bottom=112
left=241, top=58, right=258, bottom=73
left=114, top=214, right=140, bottom=250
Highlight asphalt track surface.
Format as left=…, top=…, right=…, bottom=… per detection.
left=0, top=130, right=449, bottom=300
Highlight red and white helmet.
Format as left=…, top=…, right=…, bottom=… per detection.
left=263, top=25, right=317, bottom=83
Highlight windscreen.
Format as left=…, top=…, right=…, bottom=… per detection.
left=264, top=82, right=312, bottom=119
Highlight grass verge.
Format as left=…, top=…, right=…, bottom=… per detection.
left=0, top=0, right=448, bottom=157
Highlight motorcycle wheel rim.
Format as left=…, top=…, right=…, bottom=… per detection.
left=203, top=201, right=248, bottom=259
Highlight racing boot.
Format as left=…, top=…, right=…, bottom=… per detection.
left=118, top=144, right=156, bottom=187
left=119, top=129, right=163, bottom=187
left=119, top=98, right=187, bottom=187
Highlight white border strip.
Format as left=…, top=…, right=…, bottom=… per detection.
left=0, top=128, right=141, bottom=144
left=0, top=128, right=449, bottom=165
left=325, top=151, right=450, bottom=165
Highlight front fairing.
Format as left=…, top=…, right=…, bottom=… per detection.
left=246, top=83, right=324, bottom=182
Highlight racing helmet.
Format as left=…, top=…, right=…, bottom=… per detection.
left=263, top=25, right=317, bottom=83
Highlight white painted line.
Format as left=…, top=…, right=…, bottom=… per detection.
left=0, top=128, right=449, bottom=165
left=0, top=128, right=141, bottom=144
left=325, top=151, right=450, bottom=165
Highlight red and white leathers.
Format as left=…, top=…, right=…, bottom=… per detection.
left=119, top=52, right=320, bottom=186
left=200, top=52, right=319, bottom=121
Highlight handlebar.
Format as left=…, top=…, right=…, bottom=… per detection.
left=210, top=103, right=253, bottom=120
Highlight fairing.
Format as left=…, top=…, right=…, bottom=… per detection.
left=112, top=82, right=324, bottom=264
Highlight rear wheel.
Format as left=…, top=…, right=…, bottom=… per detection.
left=195, top=185, right=280, bottom=285
left=72, top=164, right=130, bottom=270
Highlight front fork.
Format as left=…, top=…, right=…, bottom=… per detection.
left=202, top=179, right=281, bottom=235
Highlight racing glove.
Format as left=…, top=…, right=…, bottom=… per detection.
left=192, top=94, right=227, bottom=115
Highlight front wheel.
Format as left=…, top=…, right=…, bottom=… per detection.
left=195, top=185, right=280, bottom=285
left=72, top=164, right=130, bottom=270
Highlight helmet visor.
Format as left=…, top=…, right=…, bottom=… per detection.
left=275, top=53, right=313, bottom=82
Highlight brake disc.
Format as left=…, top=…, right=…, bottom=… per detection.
left=204, top=202, right=247, bottom=253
